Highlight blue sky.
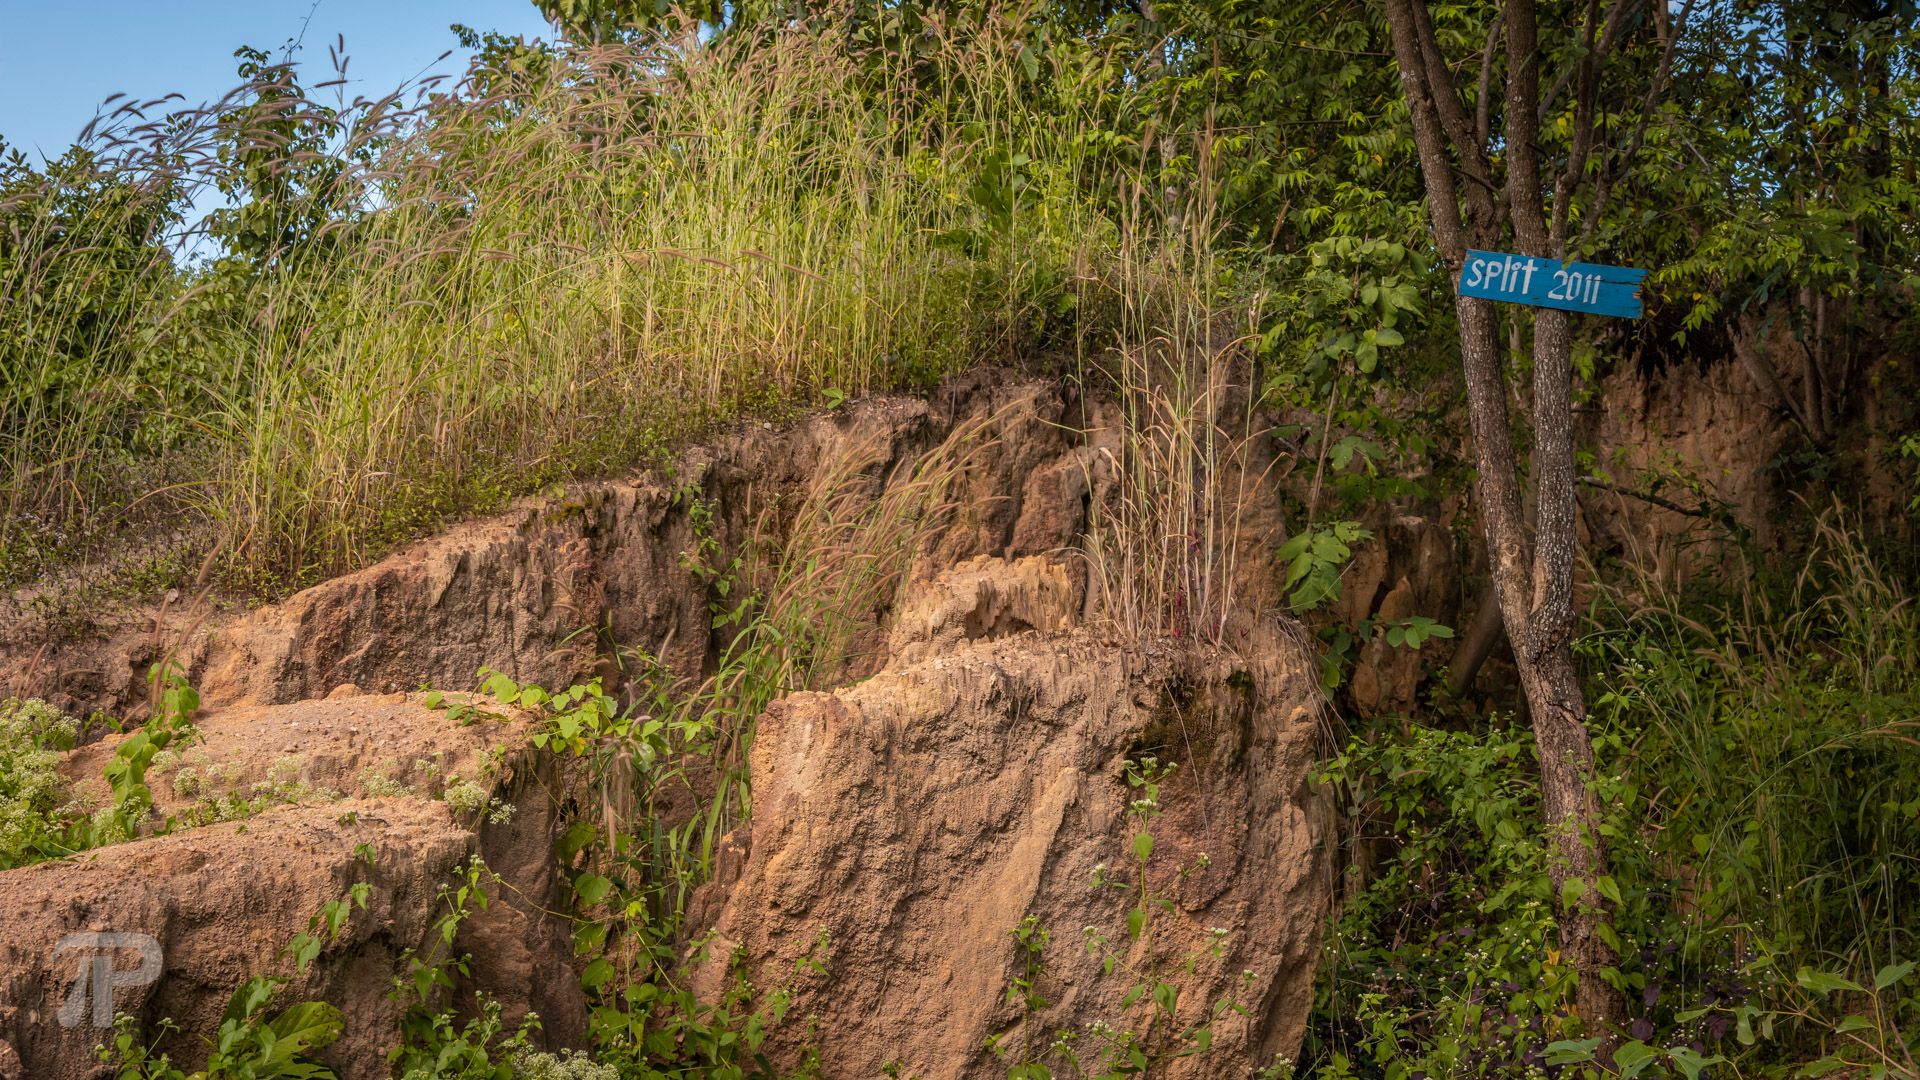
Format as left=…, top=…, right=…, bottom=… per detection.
left=1, top=1, right=558, bottom=163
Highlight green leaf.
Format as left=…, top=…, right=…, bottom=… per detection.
left=1152, top=981, right=1177, bottom=1015
left=1595, top=875, right=1623, bottom=905
left=573, top=873, right=615, bottom=907
left=264, top=1001, right=345, bottom=1060
left=1560, top=877, right=1586, bottom=909
left=1612, top=1040, right=1660, bottom=1078
left=574, top=920, right=609, bottom=956
left=1796, top=967, right=1867, bottom=995
left=1132, top=832, right=1153, bottom=863
left=1667, top=1047, right=1717, bottom=1080
left=481, top=671, right=519, bottom=701
left=287, top=933, right=322, bottom=974
left=580, top=957, right=614, bottom=991
left=1543, top=1038, right=1600, bottom=1065
left=557, top=819, right=598, bottom=861
left=223, top=975, right=281, bottom=1026
left=1874, top=960, right=1914, bottom=990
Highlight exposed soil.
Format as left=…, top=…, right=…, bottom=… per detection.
left=691, top=592, right=1326, bottom=1078
left=5, top=337, right=1903, bottom=1076
left=0, top=371, right=1333, bottom=1078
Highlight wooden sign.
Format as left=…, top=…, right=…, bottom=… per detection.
left=1457, top=249, right=1647, bottom=319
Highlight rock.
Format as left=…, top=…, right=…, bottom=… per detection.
left=0, top=695, right=582, bottom=1079
left=1008, top=448, right=1097, bottom=556
left=0, top=801, right=457, bottom=1079
left=1349, top=576, right=1422, bottom=715
left=687, top=618, right=1327, bottom=1078
left=1, top=377, right=1085, bottom=722
left=0, top=368, right=1340, bottom=1079
left=886, top=555, right=1078, bottom=667
left=59, top=693, right=531, bottom=816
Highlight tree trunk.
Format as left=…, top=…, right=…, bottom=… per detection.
left=1383, top=0, right=1627, bottom=1042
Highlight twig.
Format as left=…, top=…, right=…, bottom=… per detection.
left=1576, top=475, right=1710, bottom=518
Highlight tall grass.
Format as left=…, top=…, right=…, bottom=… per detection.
left=1588, top=506, right=1920, bottom=973
left=1306, top=509, right=1920, bottom=1075
left=1, top=9, right=1124, bottom=590
left=622, top=408, right=996, bottom=908
left=1077, top=125, right=1269, bottom=646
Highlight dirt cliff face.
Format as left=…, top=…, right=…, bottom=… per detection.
left=0, top=373, right=1332, bottom=1078
left=691, top=564, right=1326, bottom=1078
left=0, top=694, right=579, bottom=1080
left=0, top=378, right=1087, bottom=721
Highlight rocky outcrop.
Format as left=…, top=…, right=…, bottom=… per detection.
left=1, top=377, right=1096, bottom=723
left=0, top=371, right=1335, bottom=1078
left=885, top=554, right=1077, bottom=667
left=0, top=695, right=580, bottom=1080
left=689, top=559, right=1329, bottom=1079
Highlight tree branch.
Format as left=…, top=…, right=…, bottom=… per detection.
left=1408, top=0, right=1499, bottom=200
left=1476, top=11, right=1506, bottom=149
left=1580, top=0, right=1697, bottom=244
left=1576, top=476, right=1712, bottom=518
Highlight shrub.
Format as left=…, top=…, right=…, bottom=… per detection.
left=1306, top=509, right=1920, bottom=1076
left=0, top=698, right=80, bottom=868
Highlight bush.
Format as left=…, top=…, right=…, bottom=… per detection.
left=1306, top=510, right=1920, bottom=1076
left=0, top=697, right=80, bottom=868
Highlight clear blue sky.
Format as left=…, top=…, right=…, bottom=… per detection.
left=1, top=1, right=558, bottom=163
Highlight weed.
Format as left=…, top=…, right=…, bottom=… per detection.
left=386, top=856, right=543, bottom=1077
left=990, top=757, right=1250, bottom=1078
left=356, top=761, right=414, bottom=799
left=0, top=697, right=80, bottom=868
left=1305, top=508, right=1920, bottom=1077
left=102, top=878, right=370, bottom=1079
left=508, top=1049, right=621, bottom=1080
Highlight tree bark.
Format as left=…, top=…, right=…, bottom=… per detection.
left=1384, top=0, right=1627, bottom=1042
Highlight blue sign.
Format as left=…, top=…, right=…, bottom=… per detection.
left=1457, top=249, right=1647, bottom=319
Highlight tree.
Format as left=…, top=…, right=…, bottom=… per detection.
left=1380, top=0, right=1691, bottom=1042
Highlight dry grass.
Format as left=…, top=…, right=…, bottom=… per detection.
left=0, top=9, right=1119, bottom=590
left=1077, top=168, right=1271, bottom=646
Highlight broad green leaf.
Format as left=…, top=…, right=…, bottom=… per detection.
left=1613, top=1040, right=1660, bottom=1078
left=264, top=1001, right=345, bottom=1061
left=1152, top=981, right=1177, bottom=1015
left=580, top=957, right=615, bottom=990
left=1667, top=1047, right=1717, bottom=1079
left=1796, top=967, right=1867, bottom=995
left=1595, top=875, right=1623, bottom=905
left=1132, top=832, right=1153, bottom=863
left=573, top=873, right=615, bottom=906
left=1543, top=1038, right=1600, bottom=1065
